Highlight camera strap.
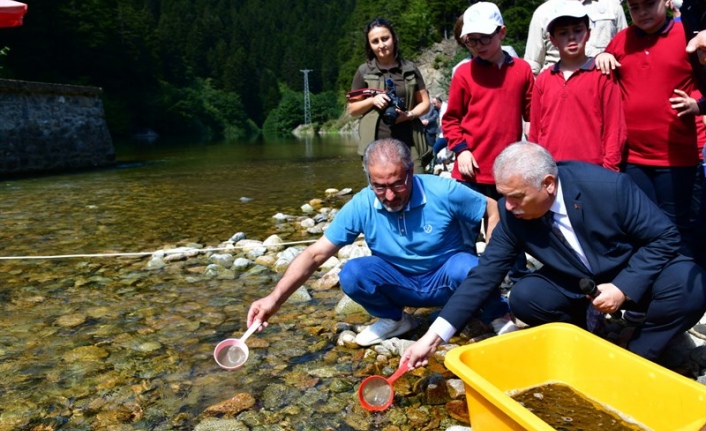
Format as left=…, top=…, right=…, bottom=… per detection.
left=345, top=88, right=386, bottom=103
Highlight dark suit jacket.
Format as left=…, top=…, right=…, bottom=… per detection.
left=440, top=161, right=683, bottom=330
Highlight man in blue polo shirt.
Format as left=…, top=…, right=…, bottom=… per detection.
left=246, top=138, right=516, bottom=346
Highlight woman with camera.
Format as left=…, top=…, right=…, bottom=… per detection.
left=347, top=17, right=431, bottom=173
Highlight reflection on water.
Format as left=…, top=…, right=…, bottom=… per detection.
left=0, top=135, right=374, bottom=430
left=0, top=135, right=365, bottom=256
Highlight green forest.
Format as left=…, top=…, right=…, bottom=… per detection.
left=0, top=0, right=546, bottom=140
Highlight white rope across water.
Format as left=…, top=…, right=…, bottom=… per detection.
left=0, top=239, right=318, bottom=261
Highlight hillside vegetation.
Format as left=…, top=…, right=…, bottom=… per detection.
left=0, top=0, right=544, bottom=140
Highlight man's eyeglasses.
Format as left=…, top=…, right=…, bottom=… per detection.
left=464, top=28, right=499, bottom=48
left=369, top=170, right=411, bottom=194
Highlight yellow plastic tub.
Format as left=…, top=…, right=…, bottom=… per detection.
left=444, top=323, right=706, bottom=431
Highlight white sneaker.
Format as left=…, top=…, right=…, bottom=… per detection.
left=490, top=313, right=519, bottom=335
left=355, top=313, right=419, bottom=346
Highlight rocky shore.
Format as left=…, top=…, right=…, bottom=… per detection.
left=142, top=186, right=706, bottom=431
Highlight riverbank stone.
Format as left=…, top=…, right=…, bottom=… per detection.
left=202, top=393, right=256, bottom=417
left=334, top=294, right=367, bottom=316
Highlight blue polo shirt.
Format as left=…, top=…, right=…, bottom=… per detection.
left=324, top=175, right=486, bottom=274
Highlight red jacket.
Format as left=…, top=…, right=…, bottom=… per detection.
left=443, top=53, right=534, bottom=184
left=529, top=59, right=627, bottom=171
left=606, top=20, right=698, bottom=167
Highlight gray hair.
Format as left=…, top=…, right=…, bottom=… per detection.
left=493, top=142, right=558, bottom=189
left=362, top=138, right=414, bottom=176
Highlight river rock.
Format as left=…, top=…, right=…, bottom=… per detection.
left=278, top=247, right=302, bottom=262
left=337, top=244, right=354, bottom=259
left=202, top=393, right=256, bottom=417
left=301, top=203, right=314, bottom=213
left=56, top=313, right=86, bottom=328
left=253, top=255, right=274, bottom=268
left=204, top=264, right=236, bottom=280
left=232, top=257, right=251, bottom=270
left=245, top=264, right=271, bottom=276
left=379, top=338, right=415, bottom=356
left=194, top=418, right=249, bottom=431
left=300, top=218, right=316, bottom=228
left=245, top=247, right=267, bottom=259
left=310, top=266, right=340, bottom=291
left=307, top=225, right=323, bottom=235
left=63, top=345, right=109, bottom=362
left=319, top=256, right=340, bottom=271
left=263, top=234, right=284, bottom=252
left=145, top=255, right=166, bottom=270
left=272, top=212, right=294, bottom=221
left=446, top=379, right=466, bottom=399
left=287, top=286, right=311, bottom=303
left=235, top=239, right=264, bottom=253
left=334, top=295, right=366, bottom=316
left=336, top=330, right=358, bottom=348
left=445, top=400, right=470, bottom=424
left=229, top=232, right=246, bottom=242
left=209, top=253, right=234, bottom=267
left=373, top=344, right=393, bottom=358
left=329, top=378, right=353, bottom=393
left=163, top=246, right=201, bottom=262
left=282, top=372, right=318, bottom=391
left=262, top=383, right=298, bottom=409
left=348, top=243, right=371, bottom=259
left=273, top=258, right=291, bottom=273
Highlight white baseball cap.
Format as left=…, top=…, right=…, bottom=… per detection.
left=461, top=2, right=504, bottom=37
left=545, top=0, right=588, bottom=33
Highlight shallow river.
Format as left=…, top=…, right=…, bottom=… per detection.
left=1, top=135, right=445, bottom=431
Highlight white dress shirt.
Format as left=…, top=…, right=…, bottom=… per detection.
left=549, top=178, right=593, bottom=272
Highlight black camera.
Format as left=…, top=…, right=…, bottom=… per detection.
left=381, top=78, right=405, bottom=126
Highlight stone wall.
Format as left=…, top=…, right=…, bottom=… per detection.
left=0, top=78, right=115, bottom=175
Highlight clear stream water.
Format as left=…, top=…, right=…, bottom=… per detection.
left=0, top=135, right=392, bottom=430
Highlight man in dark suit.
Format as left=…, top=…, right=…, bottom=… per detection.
left=403, top=142, right=706, bottom=366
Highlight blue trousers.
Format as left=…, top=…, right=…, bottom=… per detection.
left=508, top=259, right=706, bottom=361
left=339, top=252, right=509, bottom=323
left=625, top=164, right=695, bottom=256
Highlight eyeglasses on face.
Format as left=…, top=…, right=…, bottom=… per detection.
left=464, top=28, right=499, bottom=48
left=369, top=170, right=411, bottom=194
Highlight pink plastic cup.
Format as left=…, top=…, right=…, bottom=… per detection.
left=213, top=320, right=261, bottom=370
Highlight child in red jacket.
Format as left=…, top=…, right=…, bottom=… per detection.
left=530, top=0, right=626, bottom=172
left=597, top=0, right=700, bottom=255
left=443, top=2, right=533, bottom=198
left=443, top=2, right=534, bottom=282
